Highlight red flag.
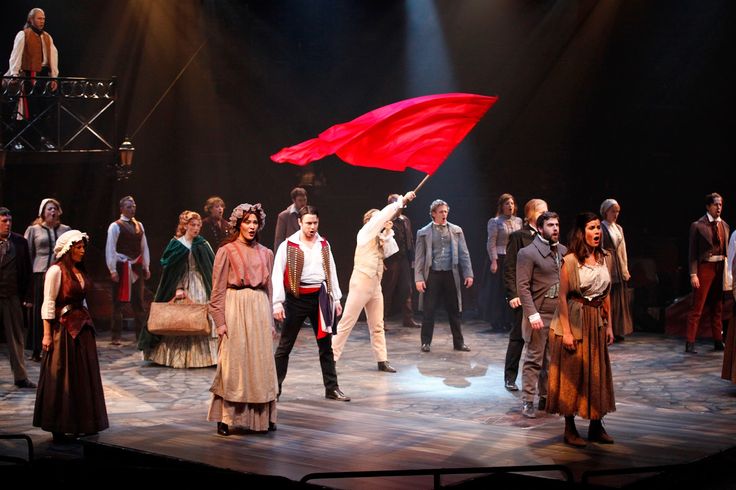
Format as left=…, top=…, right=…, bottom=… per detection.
left=270, top=93, right=498, bottom=175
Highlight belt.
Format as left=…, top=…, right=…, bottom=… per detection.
left=570, top=295, right=605, bottom=308
left=228, top=284, right=265, bottom=291
left=58, top=303, right=83, bottom=316
left=704, top=255, right=725, bottom=263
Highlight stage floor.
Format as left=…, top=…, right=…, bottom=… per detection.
left=2, top=318, right=736, bottom=488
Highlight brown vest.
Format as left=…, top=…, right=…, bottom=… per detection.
left=21, top=28, right=51, bottom=73
left=55, top=265, right=94, bottom=338
left=116, top=219, right=143, bottom=258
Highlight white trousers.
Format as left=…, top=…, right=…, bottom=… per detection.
left=331, top=270, right=388, bottom=363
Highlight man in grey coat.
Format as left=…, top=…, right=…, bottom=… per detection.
left=516, top=211, right=566, bottom=418
left=414, top=199, right=473, bottom=353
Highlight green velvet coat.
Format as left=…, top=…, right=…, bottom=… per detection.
left=138, top=236, right=215, bottom=350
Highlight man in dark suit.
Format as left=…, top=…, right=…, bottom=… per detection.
left=516, top=211, right=566, bottom=418
left=274, top=187, right=308, bottom=251
left=0, top=207, right=35, bottom=388
left=381, top=193, right=420, bottom=328
left=686, top=192, right=730, bottom=354
left=502, top=198, right=547, bottom=391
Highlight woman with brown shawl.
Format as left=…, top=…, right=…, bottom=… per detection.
left=546, top=212, right=615, bottom=447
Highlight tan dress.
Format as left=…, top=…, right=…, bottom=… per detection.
left=207, top=240, right=278, bottom=431
left=546, top=254, right=616, bottom=420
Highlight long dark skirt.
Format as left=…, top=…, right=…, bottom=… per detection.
left=33, top=325, right=109, bottom=435
left=479, top=254, right=513, bottom=329
left=546, top=313, right=616, bottom=420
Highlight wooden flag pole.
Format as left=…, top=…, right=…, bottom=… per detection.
left=412, top=174, right=431, bottom=194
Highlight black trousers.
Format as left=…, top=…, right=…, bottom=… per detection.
left=381, top=254, right=413, bottom=320
left=111, top=263, right=146, bottom=341
left=274, top=291, right=338, bottom=392
left=504, top=305, right=525, bottom=383
left=421, top=270, right=464, bottom=347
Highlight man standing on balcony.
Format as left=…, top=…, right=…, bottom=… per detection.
left=5, top=8, right=59, bottom=150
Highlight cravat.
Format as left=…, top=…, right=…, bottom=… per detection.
left=712, top=221, right=721, bottom=250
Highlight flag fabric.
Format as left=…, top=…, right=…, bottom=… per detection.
left=270, top=93, right=498, bottom=175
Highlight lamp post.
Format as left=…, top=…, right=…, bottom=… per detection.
left=115, top=137, right=135, bottom=180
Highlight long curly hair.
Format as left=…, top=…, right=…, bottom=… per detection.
left=175, top=210, right=202, bottom=238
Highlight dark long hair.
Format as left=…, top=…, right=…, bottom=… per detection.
left=57, top=239, right=89, bottom=281
left=222, top=212, right=261, bottom=246
left=567, top=212, right=604, bottom=263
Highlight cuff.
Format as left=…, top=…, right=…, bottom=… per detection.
left=529, top=312, right=541, bottom=323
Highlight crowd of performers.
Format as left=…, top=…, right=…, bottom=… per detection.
left=1, top=189, right=735, bottom=447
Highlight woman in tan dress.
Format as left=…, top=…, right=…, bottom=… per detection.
left=207, top=203, right=278, bottom=436
left=546, top=212, right=616, bottom=447
left=600, top=199, right=633, bottom=341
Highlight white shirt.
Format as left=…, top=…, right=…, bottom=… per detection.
left=6, top=30, right=59, bottom=77
left=42, top=265, right=87, bottom=320
left=726, top=230, right=736, bottom=292
left=105, top=215, right=151, bottom=273
left=272, top=231, right=342, bottom=314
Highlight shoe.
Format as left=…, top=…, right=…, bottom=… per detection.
left=421, top=344, right=431, bottom=353
left=111, top=339, right=122, bottom=346
left=29, top=352, right=42, bottom=362
left=268, top=422, right=277, bottom=431
left=538, top=397, right=547, bottom=411
left=564, top=417, right=587, bottom=447
left=521, top=401, right=536, bottom=418
left=714, top=340, right=725, bottom=352
left=52, top=432, right=75, bottom=444
left=40, top=137, right=55, bottom=150
left=454, top=344, right=471, bottom=352
left=377, top=361, right=397, bottom=373
left=614, top=335, right=625, bottom=342
left=504, top=380, right=519, bottom=392
left=403, top=319, right=421, bottom=328
left=15, top=379, right=36, bottom=389
left=685, top=341, right=697, bottom=354
left=217, top=422, right=229, bottom=436
left=325, top=388, right=351, bottom=401
left=588, top=420, right=614, bottom=444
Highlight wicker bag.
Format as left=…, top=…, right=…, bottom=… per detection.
left=147, top=298, right=211, bottom=336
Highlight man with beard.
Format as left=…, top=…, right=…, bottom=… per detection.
left=516, top=211, right=566, bottom=418
left=5, top=8, right=59, bottom=147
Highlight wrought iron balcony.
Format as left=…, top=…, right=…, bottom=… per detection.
left=1, top=75, right=117, bottom=154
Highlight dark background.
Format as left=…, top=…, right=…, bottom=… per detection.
left=2, top=0, right=734, bottom=323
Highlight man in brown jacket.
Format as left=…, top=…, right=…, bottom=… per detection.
left=686, top=192, right=729, bottom=354
left=516, top=211, right=566, bottom=418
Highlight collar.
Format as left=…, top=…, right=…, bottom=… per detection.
left=28, top=25, right=44, bottom=36
left=706, top=213, right=721, bottom=223
left=119, top=215, right=132, bottom=222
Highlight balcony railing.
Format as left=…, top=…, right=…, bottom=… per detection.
left=1, top=75, right=117, bottom=153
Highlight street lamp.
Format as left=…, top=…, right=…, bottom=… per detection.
left=115, top=137, right=135, bottom=180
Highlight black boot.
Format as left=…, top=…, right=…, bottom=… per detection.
left=217, top=422, right=229, bottom=436
left=588, top=419, right=614, bottom=444
left=685, top=342, right=698, bottom=354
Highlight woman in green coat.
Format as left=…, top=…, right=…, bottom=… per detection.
left=139, top=211, right=217, bottom=368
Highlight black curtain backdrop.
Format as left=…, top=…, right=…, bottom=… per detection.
left=2, top=0, right=734, bottom=314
